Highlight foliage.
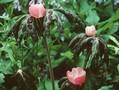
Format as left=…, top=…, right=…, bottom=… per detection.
left=0, top=0, right=119, bottom=90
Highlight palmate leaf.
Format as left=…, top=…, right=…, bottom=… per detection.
left=54, top=12, right=64, bottom=41
left=54, top=8, right=81, bottom=24
left=5, top=70, right=37, bottom=90
left=72, top=36, right=94, bottom=61
left=86, top=38, right=99, bottom=68
left=17, top=72, right=37, bottom=90
left=69, top=34, right=109, bottom=70
left=20, top=16, right=40, bottom=43
left=44, top=9, right=64, bottom=40
left=73, top=35, right=88, bottom=51
left=75, top=37, right=94, bottom=52
left=7, top=15, right=44, bottom=44
left=6, top=15, right=27, bottom=42
left=69, top=33, right=86, bottom=49
left=33, top=17, right=44, bottom=36
left=54, top=8, right=85, bottom=32
left=99, top=37, right=109, bottom=65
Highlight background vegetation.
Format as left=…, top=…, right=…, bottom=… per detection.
left=0, top=0, right=119, bottom=90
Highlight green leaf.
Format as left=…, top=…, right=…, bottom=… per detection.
left=77, top=54, right=86, bottom=68
left=0, top=16, right=10, bottom=20
left=61, top=51, right=73, bottom=60
left=108, top=44, right=119, bottom=54
left=52, top=58, right=64, bottom=68
left=0, top=73, right=5, bottom=85
left=105, top=23, right=118, bottom=34
left=117, top=64, right=119, bottom=72
left=86, top=39, right=99, bottom=68
left=72, top=0, right=79, bottom=13
left=0, top=60, right=13, bottom=74
left=97, top=22, right=118, bottom=34
left=0, top=42, right=16, bottom=63
left=46, top=80, right=59, bottom=90
left=112, top=75, right=119, bottom=82
left=0, top=0, right=13, bottom=4
left=98, top=85, right=113, bottom=90
left=108, top=35, right=119, bottom=47
left=84, top=74, right=94, bottom=90
left=80, top=0, right=92, bottom=15
left=110, top=9, right=119, bottom=22
left=86, top=10, right=100, bottom=25
left=38, top=80, right=59, bottom=90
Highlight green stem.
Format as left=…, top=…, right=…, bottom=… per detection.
left=43, top=35, right=55, bottom=90
left=42, top=79, right=46, bottom=90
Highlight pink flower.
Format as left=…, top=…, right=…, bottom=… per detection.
left=85, top=25, right=96, bottom=37
left=29, top=4, right=46, bottom=18
left=66, top=67, right=86, bottom=86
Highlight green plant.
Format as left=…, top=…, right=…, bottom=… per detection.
left=0, top=0, right=119, bottom=90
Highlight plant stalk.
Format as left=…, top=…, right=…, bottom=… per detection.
left=43, top=35, right=55, bottom=90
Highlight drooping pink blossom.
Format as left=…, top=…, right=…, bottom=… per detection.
left=85, top=25, right=96, bottom=37
left=66, top=67, right=86, bottom=86
left=29, top=4, right=46, bottom=18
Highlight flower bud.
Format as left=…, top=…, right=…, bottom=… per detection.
left=85, top=25, right=96, bottom=37
left=29, top=4, right=46, bottom=18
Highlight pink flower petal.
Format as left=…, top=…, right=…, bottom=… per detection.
left=66, top=67, right=86, bottom=86
left=29, top=4, right=46, bottom=18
